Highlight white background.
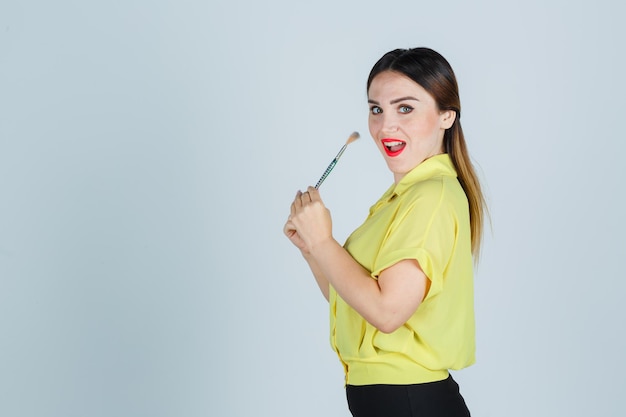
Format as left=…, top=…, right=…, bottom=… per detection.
left=1, top=1, right=625, bottom=416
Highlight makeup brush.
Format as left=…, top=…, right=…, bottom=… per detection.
left=314, top=131, right=360, bottom=189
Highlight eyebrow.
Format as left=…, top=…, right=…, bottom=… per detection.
left=368, top=96, right=420, bottom=105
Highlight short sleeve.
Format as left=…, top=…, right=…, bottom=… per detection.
left=371, top=182, right=458, bottom=299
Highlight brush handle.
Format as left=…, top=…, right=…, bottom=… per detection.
left=314, top=143, right=350, bottom=189
left=314, top=158, right=338, bottom=189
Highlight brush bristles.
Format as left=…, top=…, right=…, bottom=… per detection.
left=346, top=131, right=360, bottom=145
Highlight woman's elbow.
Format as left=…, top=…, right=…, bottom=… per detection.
left=372, top=317, right=405, bottom=334
left=371, top=303, right=421, bottom=333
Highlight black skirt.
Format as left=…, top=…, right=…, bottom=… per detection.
left=346, top=374, right=470, bottom=417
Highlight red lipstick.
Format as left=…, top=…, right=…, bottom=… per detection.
left=381, top=139, right=406, bottom=157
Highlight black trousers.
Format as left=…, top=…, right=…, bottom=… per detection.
left=346, top=375, right=470, bottom=417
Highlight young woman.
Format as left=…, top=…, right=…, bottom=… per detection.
left=284, top=47, right=486, bottom=417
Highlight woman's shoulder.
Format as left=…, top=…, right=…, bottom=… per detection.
left=401, top=175, right=467, bottom=213
left=404, top=173, right=462, bottom=198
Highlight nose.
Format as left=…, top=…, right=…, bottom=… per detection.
left=380, top=112, right=399, bottom=134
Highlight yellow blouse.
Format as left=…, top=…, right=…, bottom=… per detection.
left=330, top=154, right=475, bottom=385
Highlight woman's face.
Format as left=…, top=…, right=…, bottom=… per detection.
left=367, top=71, right=455, bottom=183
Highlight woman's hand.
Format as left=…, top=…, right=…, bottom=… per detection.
left=284, top=186, right=333, bottom=254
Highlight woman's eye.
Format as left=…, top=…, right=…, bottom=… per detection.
left=370, top=106, right=382, bottom=115
left=399, top=105, right=413, bottom=114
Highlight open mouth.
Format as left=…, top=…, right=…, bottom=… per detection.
left=381, top=139, right=406, bottom=157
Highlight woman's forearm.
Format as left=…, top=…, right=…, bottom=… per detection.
left=302, top=252, right=330, bottom=301
left=309, top=238, right=426, bottom=333
left=307, top=238, right=391, bottom=330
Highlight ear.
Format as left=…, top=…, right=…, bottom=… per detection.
left=440, top=110, right=457, bottom=129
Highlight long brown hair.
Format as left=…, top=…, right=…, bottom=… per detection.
left=367, top=47, right=487, bottom=258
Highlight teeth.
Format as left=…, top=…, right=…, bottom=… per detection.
left=384, top=140, right=405, bottom=150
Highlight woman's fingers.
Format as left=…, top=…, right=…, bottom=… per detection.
left=306, top=186, right=321, bottom=202
left=294, top=190, right=302, bottom=206
left=286, top=187, right=332, bottom=252
left=284, top=218, right=295, bottom=235
left=300, top=190, right=312, bottom=203
left=291, top=190, right=300, bottom=215
left=293, top=189, right=315, bottom=212
left=291, top=187, right=322, bottom=221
